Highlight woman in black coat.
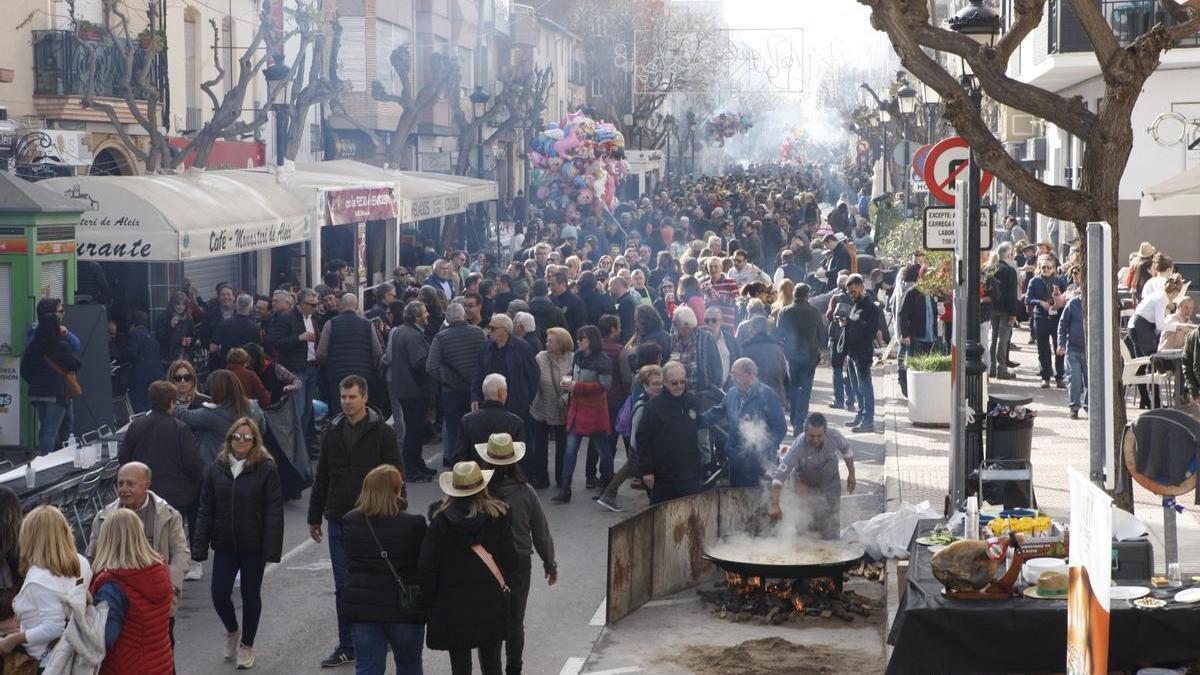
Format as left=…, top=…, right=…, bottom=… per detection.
left=419, top=462, right=518, bottom=675
left=19, top=313, right=81, bottom=455
left=192, top=417, right=284, bottom=666
left=577, top=271, right=615, bottom=327
left=341, top=465, right=427, bottom=675
left=156, top=291, right=198, bottom=362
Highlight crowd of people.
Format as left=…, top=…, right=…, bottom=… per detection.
left=18, top=159, right=1167, bottom=674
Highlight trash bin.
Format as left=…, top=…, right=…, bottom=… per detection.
left=983, top=395, right=1037, bottom=507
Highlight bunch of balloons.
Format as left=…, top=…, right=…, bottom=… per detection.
left=528, top=111, right=630, bottom=214
left=778, top=128, right=805, bottom=164
left=703, top=112, right=753, bottom=147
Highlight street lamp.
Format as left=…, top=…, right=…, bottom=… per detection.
left=686, top=110, right=697, bottom=175
left=896, top=80, right=918, bottom=208
left=469, top=85, right=494, bottom=261
left=664, top=114, right=675, bottom=176
left=948, top=0, right=1001, bottom=509
left=263, top=54, right=290, bottom=167
left=919, top=80, right=942, bottom=143
left=878, top=107, right=891, bottom=197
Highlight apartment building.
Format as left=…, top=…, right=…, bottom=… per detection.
left=1002, top=0, right=1200, bottom=259
left=0, top=0, right=270, bottom=176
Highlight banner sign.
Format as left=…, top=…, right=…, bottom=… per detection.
left=1067, top=466, right=1112, bottom=675
left=325, top=187, right=397, bottom=226
left=923, top=206, right=994, bottom=251
left=0, top=357, right=19, bottom=446
left=398, top=193, right=466, bottom=223
left=179, top=215, right=309, bottom=261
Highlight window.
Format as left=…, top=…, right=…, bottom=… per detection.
left=376, top=20, right=412, bottom=96
left=458, top=45, right=474, bottom=95
left=221, top=18, right=233, bottom=94
left=340, top=17, right=367, bottom=92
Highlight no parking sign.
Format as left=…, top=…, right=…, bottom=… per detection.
left=922, top=137, right=993, bottom=205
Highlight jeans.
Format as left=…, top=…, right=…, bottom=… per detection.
left=990, top=314, right=1013, bottom=376
left=449, top=644, right=502, bottom=675
left=32, top=399, right=72, bottom=455
left=211, top=550, right=265, bottom=646
left=830, top=348, right=856, bottom=407
left=441, top=390, right=472, bottom=467
left=302, top=363, right=319, bottom=442
left=504, top=556, right=533, bottom=675
left=786, top=357, right=817, bottom=430
left=979, top=320, right=992, bottom=372
left=846, top=354, right=875, bottom=427
left=351, top=622, right=424, bottom=675
left=398, top=397, right=430, bottom=474
left=1067, top=348, right=1088, bottom=412
left=534, top=422, right=566, bottom=487
left=1033, top=315, right=1064, bottom=381
left=327, top=517, right=352, bottom=651
left=560, top=432, right=612, bottom=489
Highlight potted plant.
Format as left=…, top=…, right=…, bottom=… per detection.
left=137, top=28, right=165, bottom=51
left=906, top=352, right=953, bottom=427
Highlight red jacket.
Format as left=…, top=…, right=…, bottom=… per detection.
left=227, top=362, right=272, bottom=407
left=566, top=349, right=612, bottom=436
left=90, top=563, right=174, bottom=675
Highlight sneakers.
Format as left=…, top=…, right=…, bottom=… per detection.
left=995, top=372, right=1016, bottom=380
left=224, top=631, right=240, bottom=661
left=596, top=495, right=623, bottom=512
left=185, top=560, right=203, bottom=581
left=844, top=417, right=863, bottom=428
left=321, top=647, right=355, bottom=668
left=1040, top=379, right=1051, bottom=389
left=851, top=423, right=876, bottom=434
left=1069, top=409, right=1079, bottom=419
left=236, top=644, right=255, bottom=669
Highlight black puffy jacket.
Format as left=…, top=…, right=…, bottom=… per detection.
left=307, top=407, right=405, bottom=524
left=418, top=501, right=518, bottom=651
left=340, top=509, right=427, bottom=624
left=193, top=457, right=285, bottom=562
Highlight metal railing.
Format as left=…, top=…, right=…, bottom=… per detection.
left=1050, top=0, right=1200, bottom=53
left=33, top=29, right=156, bottom=99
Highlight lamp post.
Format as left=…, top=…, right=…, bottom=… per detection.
left=948, top=0, right=1001, bottom=508
left=896, top=80, right=918, bottom=210
left=263, top=54, right=290, bottom=167
left=664, top=114, right=675, bottom=176
left=686, top=110, right=697, bottom=175
left=469, top=85, right=494, bottom=261
left=878, top=107, right=891, bottom=197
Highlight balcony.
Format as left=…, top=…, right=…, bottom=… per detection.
left=33, top=29, right=157, bottom=100
left=1048, top=0, right=1200, bottom=54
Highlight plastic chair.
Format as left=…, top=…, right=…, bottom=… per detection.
left=67, top=467, right=105, bottom=537
left=1120, top=339, right=1168, bottom=407
left=98, top=458, right=121, bottom=505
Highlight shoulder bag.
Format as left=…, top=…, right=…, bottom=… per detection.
left=364, top=516, right=422, bottom=613
left=471, top=543, right=510, bottom=595
left=43, top=356, right=81, bottom=399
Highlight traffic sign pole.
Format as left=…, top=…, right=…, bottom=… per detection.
left=963, top=87, right=986, bottom=507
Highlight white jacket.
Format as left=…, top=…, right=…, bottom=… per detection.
left=13, top=555, right=93, bottom=662
left=41, top=582, right=107, bottom=675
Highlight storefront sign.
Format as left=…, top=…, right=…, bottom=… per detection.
left=35, top=242, right=76, bottom=255
left=1066, top=467, right=1112, bottom=675
left=0, top=357, right=20, bottom=446
left=0, top=239, right=27, bottom=254
left=180, top=215, right=309, bottom=260
left=325, top=187, right=397, bottom=226
left=399, top=194, right=467, bottom=223
left=419, top=152, right=452, bottom=172
left=356, top=222, right=367, bottom=288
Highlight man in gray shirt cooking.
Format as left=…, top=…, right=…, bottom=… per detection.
left=769, top=413, right=856, bottom=539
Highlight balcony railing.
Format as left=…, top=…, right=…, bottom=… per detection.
left=33, top=29, right=157, bottom=99
left=1049, top=0, right=1200, bottom=54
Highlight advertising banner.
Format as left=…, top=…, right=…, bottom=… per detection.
left=1066, top=467, right=1112, bottom=675
left=325, top=187, right=397, bottom=226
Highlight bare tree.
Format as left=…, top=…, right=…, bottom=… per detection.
left=281, top=3, right=347, bottom=160
left=860, top=0, right=1200, bottom=504
left=450, top=65, right=555, bottom=177
left=371, top=46, right=459, bottom=169
left=70, top=0, right=299, bottom=172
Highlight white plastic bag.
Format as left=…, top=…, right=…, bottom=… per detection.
left=843, top=500, right=941, bottom=560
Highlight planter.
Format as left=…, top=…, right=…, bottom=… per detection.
left=906, top=369, right=951, bottom=427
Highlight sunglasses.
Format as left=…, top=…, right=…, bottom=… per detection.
left=173, top=374, right=194, bottom=382
left=231, top=433, right=254, bottom=442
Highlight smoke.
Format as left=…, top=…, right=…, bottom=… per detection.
left=737, top=417, right=770, bottom=454
left=703, top=105, right=851, bottom=169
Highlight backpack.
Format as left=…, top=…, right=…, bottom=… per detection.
left=614, top=395, right=635, bottom=437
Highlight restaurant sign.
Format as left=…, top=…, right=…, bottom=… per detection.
left=180, top=215, right=310, bottom=261
left=325, top=187, right=397, bottom=226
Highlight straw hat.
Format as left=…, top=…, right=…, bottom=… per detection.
left=475, top=432, right=525, bottom=466
left=438, top=461, right=494, bottom=498
left=1138, top=241, right=1157, bottom=259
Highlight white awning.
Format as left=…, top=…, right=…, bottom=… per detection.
left=398, top=171, right=498, bottom=204
left=42, top=171, right=315, bottom=262
left=1140, top=165, right=1200, bottom=218
left=287, top=160, right=499, bottom=222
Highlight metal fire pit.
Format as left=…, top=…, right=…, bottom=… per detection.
left=701, top=538, right=866, bottom=592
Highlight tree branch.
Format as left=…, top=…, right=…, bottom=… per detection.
left=995, top=0, right=1046, bottom=64
left=1064, top=0, right=1122, bottom=70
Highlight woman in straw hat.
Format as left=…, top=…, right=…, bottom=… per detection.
left=419, top=462, right=517, bottom=675
left=341, top=464, right=427, bottom=675
left=0, top=506, right=92, bottom=665
left=90, top=508, right=175, bottom=675
left=475, top=434, right=557, bottom=675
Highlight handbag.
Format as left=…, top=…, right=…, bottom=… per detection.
left=363, top=516, right=422, bottom=613
left=43, top=357, right=81, bottom=399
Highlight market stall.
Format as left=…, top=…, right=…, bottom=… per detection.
left=887, top=518, right=1200, bottom=674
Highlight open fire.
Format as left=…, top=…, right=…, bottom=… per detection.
left=697, top=572, right=872, bottom=625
